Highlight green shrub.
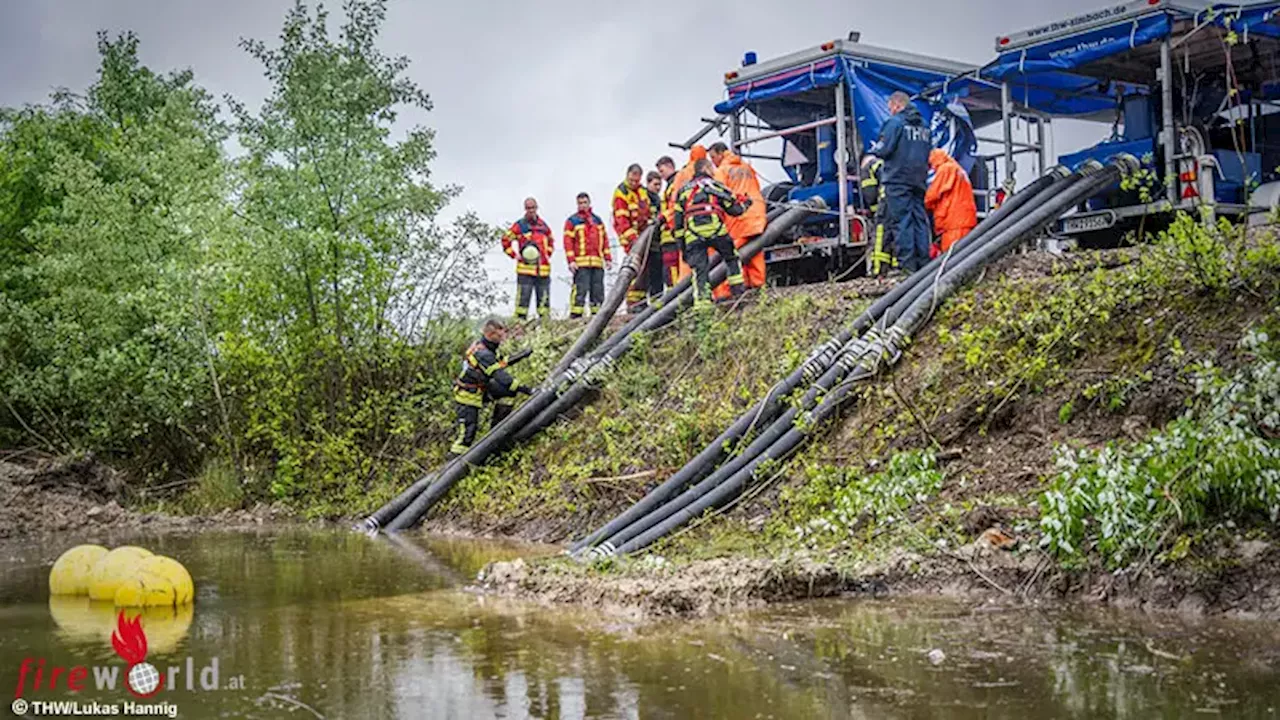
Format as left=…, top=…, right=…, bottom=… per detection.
left=1038, top=328, right=1280, bottom=569
left=780, top=450, right=943, bottom=549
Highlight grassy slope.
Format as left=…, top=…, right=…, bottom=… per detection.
left=430, top=223, right=1280, bottom=610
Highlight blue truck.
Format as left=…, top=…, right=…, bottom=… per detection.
left=942, top=0, right=1280, bottom=243
left=673, top=35, right=998, bottom=285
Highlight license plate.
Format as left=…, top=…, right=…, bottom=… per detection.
left=1061, top=212, right=1115, bottom=234
left=768, top=245, right=802, bottom=262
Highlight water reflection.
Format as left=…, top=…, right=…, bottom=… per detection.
left=0, top=530, right=1277, bottom=719
left=49, top=596, right=193, bottom=655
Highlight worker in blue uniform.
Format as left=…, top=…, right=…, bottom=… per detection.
left=862, top=91, right=932, bottom=274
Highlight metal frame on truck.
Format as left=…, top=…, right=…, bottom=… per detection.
left=956, top=0, right=1280, bottom=240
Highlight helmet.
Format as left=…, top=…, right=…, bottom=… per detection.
left=521, top=244, right=541, bottom=263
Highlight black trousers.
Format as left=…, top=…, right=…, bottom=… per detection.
left=515, top=275, right=550, bottom=320
left=884, top=184, right=930, bottom=273
left=685, top=234, right=742, bottom=303
left=641, top=249, right=665, bottom=302
left=569, top=267, right=605, bottom=317
left=450, top=398, right=515, bottom=458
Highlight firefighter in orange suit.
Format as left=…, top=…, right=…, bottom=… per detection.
left=709, top=142, right=767, bottom=300
left=924, top=149, right=978, bottom=254
left=563, top=192, right=612, bottom=318
left=501, top=197, right=555, bottom=321
left=611, top=164, right=654, bottom=313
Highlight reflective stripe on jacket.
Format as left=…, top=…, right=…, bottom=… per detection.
left=611, top=182, right=652, bottom=253
left=454, top=337, right=521, bottom=405
left=563, top=210, right=611, bottom=269
left=673, top=175, right=745, bottom=242
left=501, top=217, right=554, bottom=277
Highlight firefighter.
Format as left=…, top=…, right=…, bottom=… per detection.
left=673, top=157, right=750, bottom=307
left=924, top=149, right=978, bottom=254
left=449, top=317, right=533, bottom=460
left=612, top=164, right=654, bottom=313
left=709, top=142, right=767, bottom=299
left=661, top=146, right=708, bottom=283
left=637, top=170, right=667, bottom=305
left=861, top=157, right=898, bottom=276
left=862, top=91, right=931, bottom=273
left=501, top=197, right=554, bottom=321
left=563, top=192, right=612, bottom=318
left=656, top=155, right=685, bottom=288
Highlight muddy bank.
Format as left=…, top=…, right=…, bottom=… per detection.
left=476, top=530, right=1280, bottom=620
left=0, top=455, right=297, bottom=538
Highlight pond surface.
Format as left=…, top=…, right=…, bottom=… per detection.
left=1, top=529, right=1278, bottom=719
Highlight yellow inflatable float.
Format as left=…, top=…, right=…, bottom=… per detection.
left=50, top=544, right=194, bottom=608
left=49, top=544, right=109, bottom=595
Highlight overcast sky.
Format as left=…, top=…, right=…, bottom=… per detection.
left=0, top=0, right=1105, bottom=313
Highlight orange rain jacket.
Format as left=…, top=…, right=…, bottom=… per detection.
left=713, top=151, right=766, bottom=239
left=924, top=149, right=978, bottom=252
left=712, top=150, right=767, bottom=298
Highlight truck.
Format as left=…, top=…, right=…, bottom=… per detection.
left=673, top=35, right=995, bottom=285
left=944, top=0, right=1280, bottom=244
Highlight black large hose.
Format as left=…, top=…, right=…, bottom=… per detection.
left=570, top=169, right=1069, bottom=554
left=375, top=201, right=824, bottom=532
left=605, top=160, right=1131, bottom=556
left=546, top=224, right=656, bottom=382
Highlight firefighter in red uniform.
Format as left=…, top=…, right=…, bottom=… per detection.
left=563, top=192, right=612, bottom=318
left=502, top=197, right=555, bottom=321
left=449, top=318, right=532, bottom=460
left=655, top=156, right=684, bottom=288
left=639, top=171, right=667, bottom=303
left=673, top=158, right=750, bottom=307
left=611, top=163, right=654, bottom=313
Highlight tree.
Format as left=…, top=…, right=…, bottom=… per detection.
left=224, top=0, right=495, bottom=500
left=0, top=32, right=231, bottom=466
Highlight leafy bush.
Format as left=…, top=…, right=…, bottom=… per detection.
left=1039, top=328, right=1280, bottom=569
left=782, top=450, right=943, bottom=549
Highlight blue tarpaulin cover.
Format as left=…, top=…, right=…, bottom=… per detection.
left=984, top=13, right=1171, bottom=80
left=968, top=3, right=1280, bottom=117
left=714, top=55, right=975, bottom=160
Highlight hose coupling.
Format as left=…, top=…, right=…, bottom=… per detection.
left=1077, top=159, right=1105, bottom=177
left=585, top=355, right=613, bottom=385
left=1110, top=153, right=1141, bottom=176
left=1044, top=164, right=1072, bottom=180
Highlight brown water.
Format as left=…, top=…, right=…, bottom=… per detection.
left=1, top=529, right=1278, bottom=719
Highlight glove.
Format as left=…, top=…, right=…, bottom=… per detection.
left=518, top=385, right=535, bottom=396
left=743, top=197, right=754, bottom=208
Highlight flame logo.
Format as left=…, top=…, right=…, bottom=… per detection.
left=111, top=612, right=148, bottom=665
left=111, top=611, right=160, bottom=698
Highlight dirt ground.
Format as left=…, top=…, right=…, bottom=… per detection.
left=0, top=454, right=293, bottom=539
left=476, top=532, right=1280, bottom=621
